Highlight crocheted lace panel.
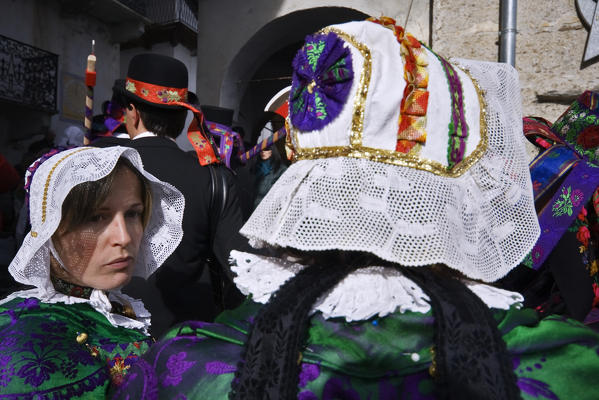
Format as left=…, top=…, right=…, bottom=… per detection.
left=230, top=251, right=523, bottom=322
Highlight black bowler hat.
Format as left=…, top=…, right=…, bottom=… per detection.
left=113, top=53, right=198, bottom=110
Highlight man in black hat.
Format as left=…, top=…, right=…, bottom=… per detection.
left=94, top=53, right=247, bottom=336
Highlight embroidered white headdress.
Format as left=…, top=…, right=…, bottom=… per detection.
left=240, top=19, right=540, bottom=283
left=5, top=146, right=184, bottom=332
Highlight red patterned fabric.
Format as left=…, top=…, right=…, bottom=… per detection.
left=125, top=78, right=188, bottom=105
left=367, top=17, right=429, bottom=153
left=122, top=77, right=219, bottom=166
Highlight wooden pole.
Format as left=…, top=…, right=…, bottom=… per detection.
left=84, top=40, right=96, bottom=145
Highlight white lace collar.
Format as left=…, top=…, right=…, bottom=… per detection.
left=0, top=287, right=151, bottom=335
left=230, top=250, right=524, bottom=322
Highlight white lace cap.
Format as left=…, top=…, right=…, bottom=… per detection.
left=241, top=21, right=539, bottom=282
left=8, top=146, right=184, bottom=301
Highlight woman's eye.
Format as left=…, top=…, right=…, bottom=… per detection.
left=125, top=209, right=143, bottom=219
left=89, top=214, right=106, bottom=223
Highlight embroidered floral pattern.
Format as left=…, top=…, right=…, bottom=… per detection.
left=552, top=91, right=599, bottom=164
left=125, top=80, right=136, bottom=93
left=125, top=78, right=188, bottom=105
left=205, top=361, right=236, bottom=375
left=571, top=188, right=584, bottom=207
left=0, top=298, right=149, bottom=396
left=162, top=352, right=195, bottom=386
left=567, top=205, right=599, bottom=307
left=552, top=186, right=574, bottom=217
left=16, top=298, right=39, bottom=311
left=290, top=31, right=353, bottom=131
left=306, top=40, right=325, bottom=70
left=531, top=245, right=544, bottom=265
left=51, top=275, right=93, bottom=299
left=298, top=363, right=320, bottom=387
left=157, top=90, right=182, bottom=103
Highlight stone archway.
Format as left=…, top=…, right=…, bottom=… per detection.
left=220, top=7, right=369, bottom=143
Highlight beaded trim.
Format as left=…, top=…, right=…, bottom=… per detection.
left=433, top=52, right=470, bottom=168
left=41, top=147, right=91, bottom=223
left=368, top=17, right=430, bottom=155
left=51, top=274, right=93, bottom=299
left=287, top=30, right=488, bottom=177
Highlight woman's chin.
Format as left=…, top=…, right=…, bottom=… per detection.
left=95, top=273, right=133, bottom=291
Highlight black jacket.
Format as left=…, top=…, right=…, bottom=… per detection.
left=94, top=136, right=248, bottom=336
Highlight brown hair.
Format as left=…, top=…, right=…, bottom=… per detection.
left=56, top=157, right=152, bottom=234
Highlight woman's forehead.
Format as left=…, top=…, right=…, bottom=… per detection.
left=100, top=167, right=143, bottom=206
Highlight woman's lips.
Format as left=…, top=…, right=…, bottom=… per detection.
left=106, top=256, right=133, bottom=269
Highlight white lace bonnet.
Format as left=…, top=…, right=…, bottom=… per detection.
left=240, top=19, right=540, bottom=282
left=8, top=146, right=185, bottom=290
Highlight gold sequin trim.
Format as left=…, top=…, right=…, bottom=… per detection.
left=429, top=346, right=437, bottom=377
left=319, top=27, right=372, bottom=147
left=41, top=148, right=91, bottom=223
left=287, top=45, right=489, bottom=178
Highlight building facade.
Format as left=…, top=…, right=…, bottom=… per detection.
left=1, top=0, right=598, bottom=158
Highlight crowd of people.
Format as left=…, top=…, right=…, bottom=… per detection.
left=1, top=17, right=599, bottom=399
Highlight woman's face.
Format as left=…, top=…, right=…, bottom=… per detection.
left=53, top=167, right=145, bottom=290
left=260, top=149, right=272, bottom=160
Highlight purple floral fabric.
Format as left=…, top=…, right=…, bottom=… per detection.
left=0, top=297, right=149, bottom=398
left=290, top=31, right=354, bottom=131
left=111, top=300, right=599, bottom=399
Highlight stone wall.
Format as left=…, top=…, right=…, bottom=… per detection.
left=0, top=0, right=120, bottom=163
left=432, top=0, right=599, bottom=122
left=197, top=0, right=429, bottom=107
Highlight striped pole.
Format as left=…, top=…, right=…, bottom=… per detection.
left=83, top=40, right=96, bottom=145
left=238, top=126, right=287, bottom=163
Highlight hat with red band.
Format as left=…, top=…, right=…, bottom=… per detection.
left=113, top=53, right=219, bottom=166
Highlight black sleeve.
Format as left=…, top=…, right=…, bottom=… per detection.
left=211, top=166, right=252, bottom=278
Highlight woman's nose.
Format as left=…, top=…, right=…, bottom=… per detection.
left=108, top=214, right=132, bottom=246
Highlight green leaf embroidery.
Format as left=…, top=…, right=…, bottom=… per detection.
left=552, top=186, right=573, bottom=217
left=306, top=40, right=326, bottom=71
left=314, top=92, right=327, bottom=120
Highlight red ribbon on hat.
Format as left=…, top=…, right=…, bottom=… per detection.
left=125, top=78, right=220, bottom=166
left=125, top=78, right=189, bottom=104
left=367, top=17, right=429, bottom=154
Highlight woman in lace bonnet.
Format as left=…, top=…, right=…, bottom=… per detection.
left=0, top=146, right=183, bottom=397
left=114, top=18, right=599, bottom=400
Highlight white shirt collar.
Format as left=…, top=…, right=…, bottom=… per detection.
left=132, top=131, right=157, bottom=140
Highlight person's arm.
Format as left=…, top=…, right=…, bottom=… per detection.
left=211, top=166, right=251, bottom=277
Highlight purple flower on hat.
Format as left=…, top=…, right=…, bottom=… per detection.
left=290, top=32, right=353, bottom=131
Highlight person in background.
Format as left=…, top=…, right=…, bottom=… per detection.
left=94, top=54, right=248, bottom=336
left=0, top=146, right=184, bottom=397
left=252, top=120, right=288, bottom=209
left=0, top=152, right=21, bottom=294
left=54, top=125, right=84, bottom=148
left=0, top=152, right=20, bottom=229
